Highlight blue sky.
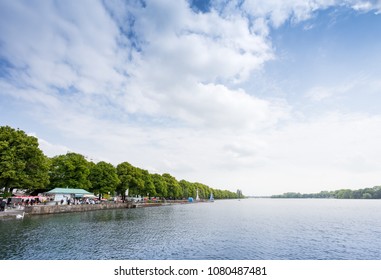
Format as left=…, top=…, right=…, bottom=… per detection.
left=1, top=0, right=381, bottom=195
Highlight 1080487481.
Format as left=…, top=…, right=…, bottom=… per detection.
left=207, top=266, right=267, bottom=276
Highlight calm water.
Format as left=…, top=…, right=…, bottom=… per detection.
left=1, top=199, right=381, bottom=260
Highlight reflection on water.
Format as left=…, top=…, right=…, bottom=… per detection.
left=1, top=199, right=381, bottom=259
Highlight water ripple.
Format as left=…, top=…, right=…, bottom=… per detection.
left=1, top=199, right=381, bottom=259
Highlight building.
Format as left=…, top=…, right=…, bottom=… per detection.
left=45, top=188, right=94, bottom=204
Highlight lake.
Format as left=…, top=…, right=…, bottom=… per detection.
left=1, top=199, right=380, bottom=260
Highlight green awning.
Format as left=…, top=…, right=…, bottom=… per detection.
left=46, top=188, right=92, bottom=195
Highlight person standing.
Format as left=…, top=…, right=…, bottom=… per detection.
left=0, top=199, right=6, bottom=211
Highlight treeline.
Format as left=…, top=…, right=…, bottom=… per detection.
left=0, top=125, right=242, bottom=200
left=271, top=186, right=381, bottom=199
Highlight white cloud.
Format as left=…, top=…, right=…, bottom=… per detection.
left=306, top=75, right=381, bottom=102
left=130, top=2, right=273, bottom=83
left=238, top=0, right=335, bottom=27
left=351, top=1, right=373, bottom=11
left=35, top=137, right=72, bottom=158
left=0, top=0, right=276, bottom=126
left=213, top=0, right=381, bottom=27
left=0, top=0, right=126, bottom=96
left=123, top=81, right=290, bottom=131
left=206, top=112, right=381, bottom=195
left=306, top=83, right=355, bottom=101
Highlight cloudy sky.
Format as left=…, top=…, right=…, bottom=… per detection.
left=1, top=0, right=381, bottom=196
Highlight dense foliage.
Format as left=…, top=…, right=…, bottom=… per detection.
left=271, top=186, right=381, bottom=199
left=89, top=161, right=120, bottom=199
left=49, top=153, right=91, bottom=190
left=0, top=125, right=242, bottom=199
left=0, top=126, right=50, bottom=196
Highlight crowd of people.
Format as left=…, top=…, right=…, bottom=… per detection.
left=0, top=196, right=45, bottom=210
left=59, top=197, right=99, bottom=205
left=0, top=195, right=121, bottom=212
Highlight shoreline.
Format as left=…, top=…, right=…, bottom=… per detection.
left=0, top=202, right=135, bottom=219
left=0, top=199, right=212, bottom=219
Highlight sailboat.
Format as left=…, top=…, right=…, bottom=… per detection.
left=209, top=192, right=214, bottom=202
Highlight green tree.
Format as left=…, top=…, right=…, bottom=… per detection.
left=116, top=162, right=133, bottom=200
left=152, top=173, right=167, bottom=198
left=0, top=126, right=49, bottom=195
left=352, top=190, right=362, bottom=199
left=128, top=167, right=145, bottom=196
left=89, top=161, right=120, bottom=199
left=142, top=170, right=156, bottom=198
left=372, top=186, right=381, bottom=199
left=236, top=189, right=243, bottom=199
left=335, top=189, right=353, bottom=199
left=179, top=179, right=192, bottom=198
left=362, top=193, right=372, bottom=199
left=49, top=152, right=91, bottom=190
left=187, top=182, right=196, bottom=198
left=162, top=173, right=181, bottom=199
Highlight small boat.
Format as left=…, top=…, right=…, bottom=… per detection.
left=209, top=192, right=214, bottom=202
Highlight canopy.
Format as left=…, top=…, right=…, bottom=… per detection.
left=82, top=194, right=97, bottom=198
left=46, top=188, right=92, bottom=195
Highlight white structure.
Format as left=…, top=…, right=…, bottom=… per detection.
left=196, top=189, right=200, bottom=201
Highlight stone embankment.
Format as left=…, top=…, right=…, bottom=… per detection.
left=1, top=199, right=199, bottom=219
left=24, top=202, right=136, bottom=215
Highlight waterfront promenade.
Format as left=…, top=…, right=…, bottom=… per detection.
left=0, top=200, right=193, bottom=220
left=0, top=199, right=195, bottom=219
left=0, top=201, right=136, bottom=219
